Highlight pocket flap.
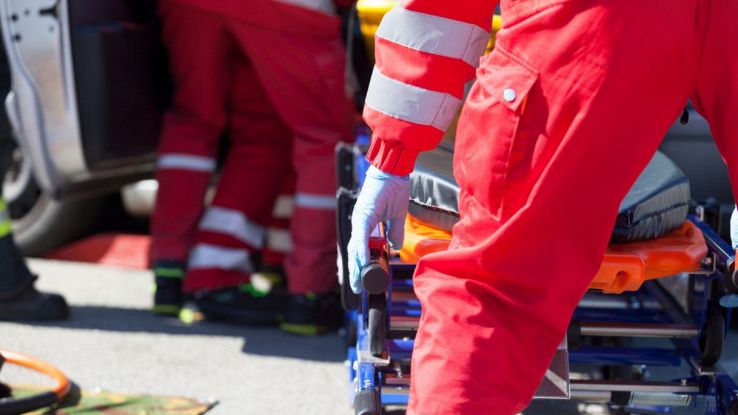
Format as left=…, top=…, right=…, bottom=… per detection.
left=478, top=49, right=538, bottom=113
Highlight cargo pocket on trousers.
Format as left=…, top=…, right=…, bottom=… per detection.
left=472, top=47, right=539, bottom=219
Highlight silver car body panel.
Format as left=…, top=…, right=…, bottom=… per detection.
left=1, top=0, right=85, bottom=192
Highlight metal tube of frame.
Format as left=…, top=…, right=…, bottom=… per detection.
left=578, top=322, right=699, bottom=338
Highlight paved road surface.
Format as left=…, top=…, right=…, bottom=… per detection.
left=1, top=259, right=736, bottom=414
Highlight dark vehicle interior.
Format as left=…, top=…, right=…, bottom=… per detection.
left=69, top=0, right=169, bottom=171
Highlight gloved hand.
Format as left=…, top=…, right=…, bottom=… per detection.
left=348, top=165, right=410, bottom=294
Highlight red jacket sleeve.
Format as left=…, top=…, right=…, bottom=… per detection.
left=363, top=0, right=498, bottom=175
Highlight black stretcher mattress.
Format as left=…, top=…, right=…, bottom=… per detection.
left=409, top=148, right=690, bottom=243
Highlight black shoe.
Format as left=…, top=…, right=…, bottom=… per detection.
left=0, top=276, right=69, bottom=321
left=152, top=260, right=185, bottom=316
left=192, top=284, right=287, bottom=325
left=280, top=292, right=342, bottom=336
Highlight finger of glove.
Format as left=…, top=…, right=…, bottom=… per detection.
left=386, top=217, right=406, bottom=250
left=348, top=231, right=371, bottom=294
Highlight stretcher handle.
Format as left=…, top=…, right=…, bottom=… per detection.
left=362, top=232, right=389, bottom=294
left=361, top=260, right=389, bottom=294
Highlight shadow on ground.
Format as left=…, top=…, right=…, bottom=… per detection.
left=22, top=305, right=345, bottom=363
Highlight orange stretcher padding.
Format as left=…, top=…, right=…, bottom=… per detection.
left=400, top=216, right=708, bottom=294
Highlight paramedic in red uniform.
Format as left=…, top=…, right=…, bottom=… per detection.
left=348, top=0, right=738, bottom=413
left=151, top=0, right=353, bottom=334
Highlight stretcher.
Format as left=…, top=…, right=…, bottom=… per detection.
left=337, top=140, right=738, bottom=415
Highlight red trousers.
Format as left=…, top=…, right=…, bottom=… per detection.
left=409, top=0, right=738, bottom=413
left=150, top=0, right=353, bottom=294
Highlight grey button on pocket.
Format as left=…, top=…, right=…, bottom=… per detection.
left=503, top=88, right=517, bottom=102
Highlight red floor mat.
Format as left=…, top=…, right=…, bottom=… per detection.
left=46, top=233, right=151, bottom=270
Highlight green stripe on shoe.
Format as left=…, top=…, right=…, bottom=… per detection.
left=0, top=220, right=11, bottom=238
left=152, top=304, right=181, bottom=316
left=154, top=267, right=185, bottom=278
left=0, top=198, right=11, bottom=238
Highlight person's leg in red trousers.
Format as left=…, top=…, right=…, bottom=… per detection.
left=183, top=52, right=295, bottom=323
left=150, top=2, right=234, bottom=314
left=228, top=10, right=354, bottom=334
left=692, top=0, right=738, bottom=203
left=407, top=1, right=716, bottom=413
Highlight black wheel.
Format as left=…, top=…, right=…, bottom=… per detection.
left=368, top=294, right=386, bottom=357
left=699, top=302, right=725, bottom=367
left=354, top=389, right=381, bottom=415
left=3, top=142, right=103, bottom=255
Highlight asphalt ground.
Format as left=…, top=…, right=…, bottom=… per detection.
left=1, top=259, right=736, bottom=415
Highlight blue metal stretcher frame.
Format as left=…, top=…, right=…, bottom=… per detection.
left=344, top=149, right=738, bottom=414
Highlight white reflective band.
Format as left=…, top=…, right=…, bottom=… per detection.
left=376, top=7, right=490, bottom=67
left=272, top=0, right=334, bottom=14
left=158, top=154, right=216, bottom=173
left=545, top=369, right=569, bottom=395
left=199, top=206, right=265, bottom=249
left=294, top=193, right=336, bottom=210
left=188, top=243, right=253, bottom=273
left=267, top=229, right=293, bottom=253
left=366, top=68, right=462, bottom=131
left=273, top=195, right=294, bottom=219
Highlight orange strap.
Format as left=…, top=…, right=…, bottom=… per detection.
left=1, top=350, right=70, bottom=399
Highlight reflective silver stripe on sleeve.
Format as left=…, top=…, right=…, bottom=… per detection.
left=272, top=0, right=334, bottom=14
left=376, top=7, right=490, bottom=67
left=188, top=243, right=253, bottom=273
left=158, top=154, right=216, bottom=173
left=365, top=68, right=462, bottom=131
left=294, top=193, right=336, bottom=210
left=199, top=206, right=265, bottom=249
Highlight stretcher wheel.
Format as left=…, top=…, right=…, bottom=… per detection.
left=698, top=302, right=725, bottom=367
left=368, top=294, right=386, bottom=357
left=354, top=389, right=381, bottom=415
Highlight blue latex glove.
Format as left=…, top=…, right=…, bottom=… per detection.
left=348, top=165, right=410, bottom=294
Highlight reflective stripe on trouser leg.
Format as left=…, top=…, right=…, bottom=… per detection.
left=157, top=154, right=216, bottom=173
left=183, top=206, right=268, bottom=293
left=183, top=243, right=255, bottom=293
left=199, top=206, right=266, bottom=250
left=407, top=2, right=696, bottom=414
